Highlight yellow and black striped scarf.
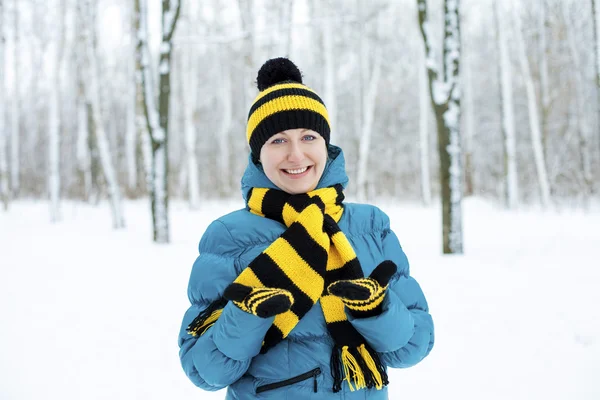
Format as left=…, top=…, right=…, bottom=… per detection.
left=189, top=184, right=388, bottom=393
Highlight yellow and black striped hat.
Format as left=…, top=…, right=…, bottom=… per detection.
left=247, top=58, right=331, bottom=158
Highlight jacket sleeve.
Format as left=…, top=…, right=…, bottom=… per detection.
left=178, top=221, right=275, bottom=390
left=347, top=217, right=435, bottom=369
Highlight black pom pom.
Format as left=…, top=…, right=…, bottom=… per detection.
left=256, top=58, right=303, bottom=91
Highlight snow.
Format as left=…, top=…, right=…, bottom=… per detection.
left=1, top=198, right=600, bottom=399
left=160, top=41, right=171, bottom=54
left=159, top=58, right=170, bottom=75
left=432, top=80, right=449, bottom=105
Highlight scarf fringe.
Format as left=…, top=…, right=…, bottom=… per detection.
left=330, top=344, right=389, bottom=393
left=186, top=297, right=228, bottom=337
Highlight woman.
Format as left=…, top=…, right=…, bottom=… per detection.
left=178, top=58, right=434, bottom=399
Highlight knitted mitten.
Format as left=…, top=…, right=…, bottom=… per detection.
left=224, top=283, right=294, bottom=318
left=327, top=261, right=397, bottom=318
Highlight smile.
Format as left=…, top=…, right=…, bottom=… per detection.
left=282, top=166, right=312, bottom=177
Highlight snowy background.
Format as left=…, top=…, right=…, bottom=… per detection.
left=1, top=198, right=599, bottom=399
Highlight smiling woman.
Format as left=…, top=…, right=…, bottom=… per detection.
left=259, top=128, right=328, bottom=195
left=177, top=57, right=435, bottom=400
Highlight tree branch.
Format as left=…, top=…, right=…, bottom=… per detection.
left=162, top=0, right=181, bottom=43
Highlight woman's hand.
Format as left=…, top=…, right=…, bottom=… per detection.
left=327, top=261, right=397, bottom=318
left=224, top=283, right=294, bottom=318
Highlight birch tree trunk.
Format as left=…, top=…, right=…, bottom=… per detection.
left=181, top=36, right=199, bottom=208
left=133, top=0, right=152, bottom=194
left=126, top=10, right=138, bottom=193
left=137, top=0, right=181, bottom=243
left=74, top=1, right=91, bottom=200
left=83, top=0, right=125, bottom=229
left=462, top=24, right=474, bottom=198
left=28, top=3, right=46, bottom=184
left=356, top=48, right=382, bottom=202
left=592, top=0, right=600, bottom=155
left=565, top=7, right=593, bottom=197
left=539, top=0, right=550, bottom=154
left=10, top=0, right=19, bottom=197
left=76, top=92, right=92, bottom=198
left=278, top=0, right=293, bottom=56
left=355, top=0, right=366, bottom=166
left=323, top=2, right=337, bottom=144
left=48, top=0, right=66, bottom=223
left=512, top=0, right=551, bottom=207
left=419, top=46, right=432, bottom=206
left=494, top=0, right=518, bottom=209
left=418, top=0, right=464, bottom=254
left=238, top=0, right=257, bottom=107
left=217, top=50, right=231, bottom=196
left=0, top=0, right=8, bottom=210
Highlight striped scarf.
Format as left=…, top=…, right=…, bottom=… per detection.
left=188, top=184, right=388, bottom=393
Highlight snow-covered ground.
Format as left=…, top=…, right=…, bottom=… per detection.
left=1, top=198, right=599, bottom=400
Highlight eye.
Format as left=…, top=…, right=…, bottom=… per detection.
left=302, top=135, right=317, bottom=141
left=271, top=137, right=286, bottom=144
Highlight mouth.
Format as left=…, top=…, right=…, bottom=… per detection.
left=281, top=166, right=313, bottom=178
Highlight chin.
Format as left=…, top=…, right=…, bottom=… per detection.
left=284, top=183, right=316, bottom=194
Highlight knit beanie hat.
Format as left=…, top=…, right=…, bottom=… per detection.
left=246, top=58, right=331, bottom=158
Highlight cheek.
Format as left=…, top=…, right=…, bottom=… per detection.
left=261, top=154, right=283, bottom=178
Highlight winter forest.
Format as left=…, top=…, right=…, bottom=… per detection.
left=1, top=0, right=599, bottom=248
left=1, top=1, right=600, bottom=399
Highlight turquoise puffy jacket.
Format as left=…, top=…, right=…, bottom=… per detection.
left=178, top=146, right=434, bottom=399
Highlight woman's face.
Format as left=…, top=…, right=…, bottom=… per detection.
left=259, top=128, right=327, bottom=194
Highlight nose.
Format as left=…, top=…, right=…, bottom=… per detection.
left=287, top=141, right=304, bottom=163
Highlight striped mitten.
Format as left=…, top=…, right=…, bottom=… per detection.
left=327, top=261, right=397, bottom=318
left=224, top=283, right=294, bottom=319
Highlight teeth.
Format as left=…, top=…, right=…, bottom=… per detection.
left=285, top=167, right=308, bottom=174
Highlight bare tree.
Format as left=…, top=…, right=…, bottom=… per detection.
left=48, top=0, right=67, bottom=222
left=74, top=0, right=91, bottom=200
left=494, top=0, right=518, bottom=209
left=27, top=0, right=49, bottom=192
left=592, top=0, right=600, bottom=153
left=81, top=0, right=125, bottom=228
left=564, top=2, right=593, bottom=198
left=0, top=0, right=8, bottom=210
left=512, top=0, right=551, bottom=208
left=10, top=0, right=19, bottom=197
left=179, top=4, right=200, bottom=208
left=356, top=7, right=385, bottom=202
left=418, top=0, right=464, bottom=254
left=462, top=20, right=475, bottom=198
left=126, top=1, right=138, bottom=193
left=356, top=47, right=382, bottom=202
left=419, top=44, right=432, bottom=206
left=278, top=0, right=293, bottom=56
left=539, top=0, right=550, bottom=154
left=216, top=49, right=232, bottom=197
left=133, top=0, right=152, bottom=194
left=322, top=1, right=337, bottom=144
left=238, top=0, right=257, bottom=107
left=137, top=0, right=181, bottom=243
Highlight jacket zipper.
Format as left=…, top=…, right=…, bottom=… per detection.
left=256, top=367, right=321, bottom=394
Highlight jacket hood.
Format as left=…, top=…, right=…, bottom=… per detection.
left=240, top=144, right=349, bottom=202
